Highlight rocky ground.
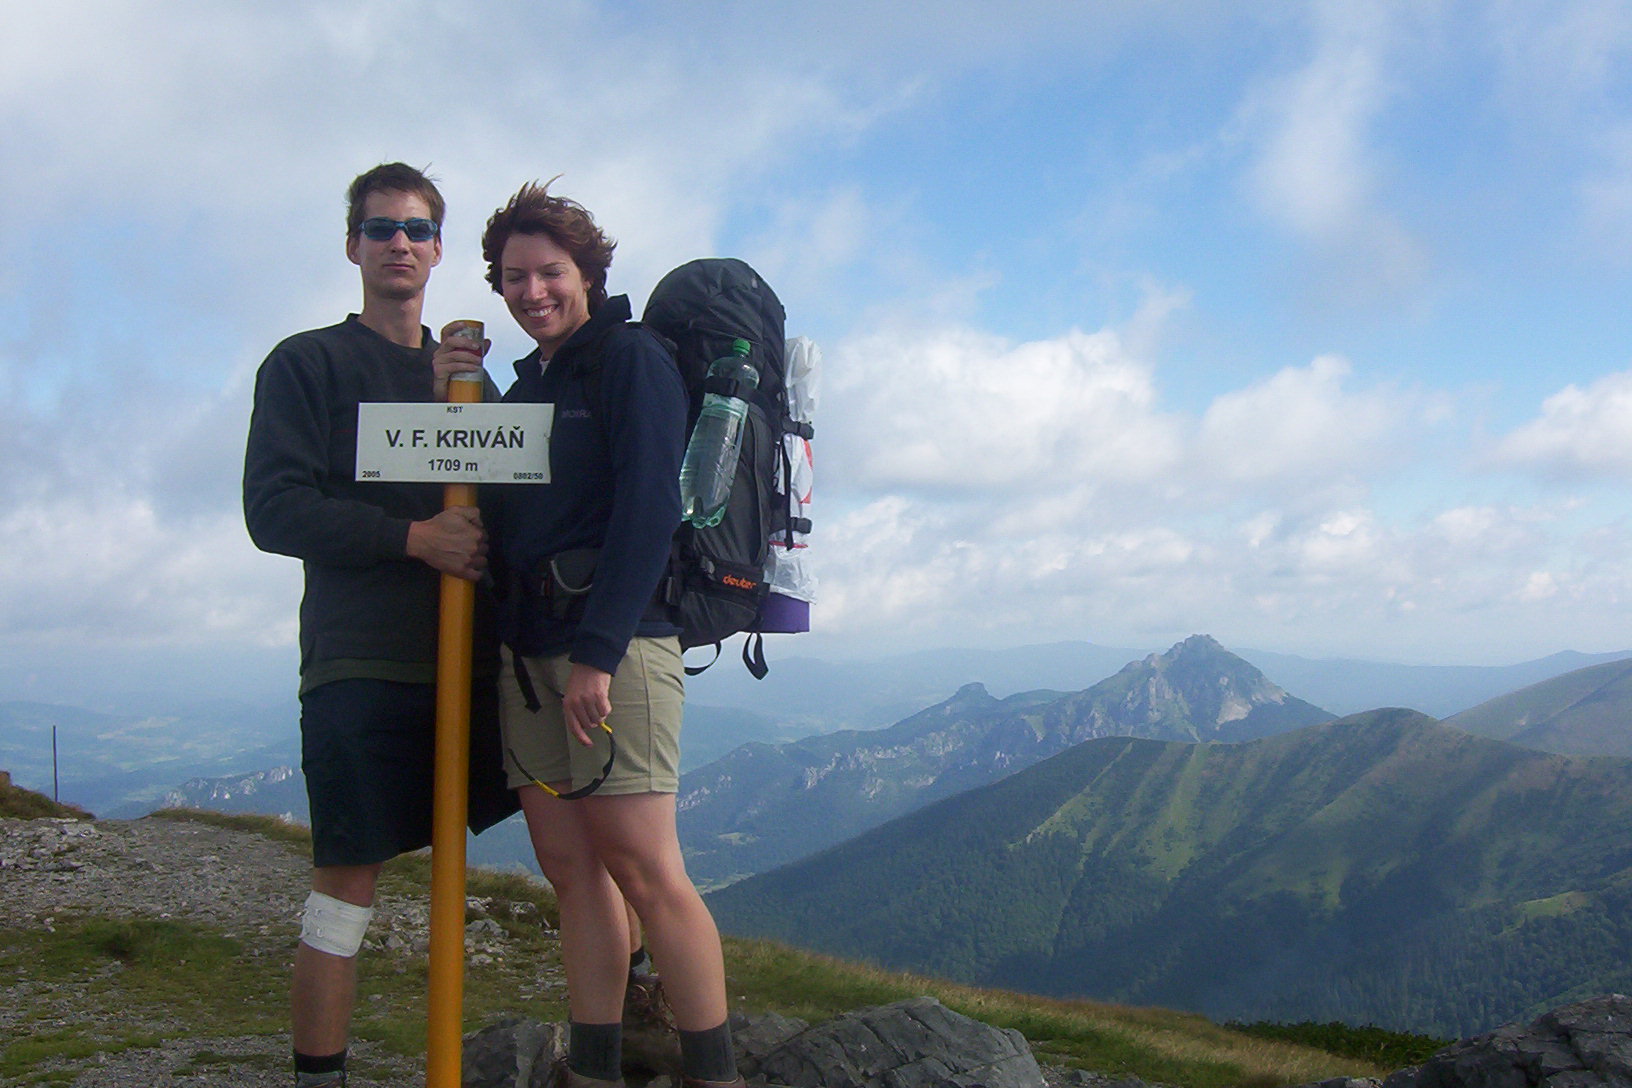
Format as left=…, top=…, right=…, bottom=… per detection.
left=1, top=817, right=1108, bottom=1088
left=14, top=814, right=1627, bottom=1088
left=0, top=815, right=468, bottom=1086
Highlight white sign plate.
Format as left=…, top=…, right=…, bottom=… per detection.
left=355, top=402, right=553, bottom=483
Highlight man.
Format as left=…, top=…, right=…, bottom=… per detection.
left=243, top=163, right=516, bottom=1088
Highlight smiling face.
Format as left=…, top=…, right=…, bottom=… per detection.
left=500, top=231, right=591, bottom=358
left=345, top=189, right=442, bottom=304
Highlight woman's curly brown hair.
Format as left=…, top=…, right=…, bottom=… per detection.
left=481, top=178, right=616, bottom=312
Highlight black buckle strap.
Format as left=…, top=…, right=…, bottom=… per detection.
left=513, top=649, right=543, bottom=712
left=683, top=644, right=721, bottom=677
left=702, top=373, right=757, bottom=401
left=741, top=633, right=768, bottom=680
left=682, top=635, right=767, bottom=679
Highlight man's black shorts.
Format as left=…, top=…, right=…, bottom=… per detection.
left=300, top=678, right=518, bottom=868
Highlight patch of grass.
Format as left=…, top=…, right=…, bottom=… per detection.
left=467, top=867, right=562, bottom=933
left=0, top=914, right=285, bottom=1072
left=0, top=777, right=91, bottom=820
left=1515, top=891, right=1590, bottom=921
left=0, top=1024, right=168, bottom=1080
left=150, top=806, right=312, bottom=848
left=2, top=1026, right=104, bottom=1079
left=721, top=938, right=1387, bottom=1088
left=171, top=1049, right=283, bottom=1075
left=1224, top=1019, right=1451, bottom=1069
left=4, top=917, right=239, bottom=978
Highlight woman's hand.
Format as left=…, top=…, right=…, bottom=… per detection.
left=562, top=662, right=613, bottom=747
left=431, top=326, right=489, bottom=401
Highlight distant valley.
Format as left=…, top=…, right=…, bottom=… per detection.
left=7, top=638, right=1628, bottom=817
left=678, top=635, right=1333, bottom=887
left=0, top=699, right=301, bottom=818
left=708, top=709, right=1632, bottom=1038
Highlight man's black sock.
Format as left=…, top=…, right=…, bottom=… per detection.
left=294, top=1048, right=347, bottom=1086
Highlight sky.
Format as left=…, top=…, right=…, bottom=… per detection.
left=3, top=0, right=1632, bottom=707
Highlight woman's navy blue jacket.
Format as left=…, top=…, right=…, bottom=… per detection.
left=487, top=295, right=686, bottom=673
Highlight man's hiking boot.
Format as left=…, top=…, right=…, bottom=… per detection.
left=294, top=1073, right=345, bottom=1087
left=621, top=970, right=681, bottom=1074
left=622, top=970, right=675, bottom=1031
left=546, top=1056, right=626, bottom=1088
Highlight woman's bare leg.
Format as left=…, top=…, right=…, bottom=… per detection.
left=582, top=791, right=727, bottom=1031
left=518, top=783, right=629, bottom=1024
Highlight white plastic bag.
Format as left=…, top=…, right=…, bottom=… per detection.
left=766, top=336, right=818, bottom=604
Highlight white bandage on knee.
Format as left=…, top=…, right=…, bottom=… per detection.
left=299, top=890, right=375, bottom=957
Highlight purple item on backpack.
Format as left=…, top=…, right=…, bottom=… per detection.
left=751, top=592, right=809, bottom=634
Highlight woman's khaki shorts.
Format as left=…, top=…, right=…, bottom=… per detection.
left=498, top=636, right=685, bottom=795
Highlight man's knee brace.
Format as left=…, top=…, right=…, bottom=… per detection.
left=300, top=890, right=374, bottom=958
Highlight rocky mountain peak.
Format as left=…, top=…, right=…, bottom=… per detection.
left=1097, top=635, right=1314, bottom=740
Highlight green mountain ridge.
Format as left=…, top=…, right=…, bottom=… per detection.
left=678, top=635, right=1333, bottom=887
left=1443, top=657, right=1632, bottom=757
left=707, top=710, right=1632, bottom=1038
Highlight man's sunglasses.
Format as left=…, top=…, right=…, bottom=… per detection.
left=356, top=217, right=439, bottom=242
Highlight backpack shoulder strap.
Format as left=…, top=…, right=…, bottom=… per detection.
left=573, top=320, right=677, bottom=423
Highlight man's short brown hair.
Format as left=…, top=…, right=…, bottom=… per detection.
left=345, top=163, right=446, bottom=237
left=481, top=179, right=616, bottom=312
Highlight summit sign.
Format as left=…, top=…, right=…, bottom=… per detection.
left=355, top=402, right=553, bottom=483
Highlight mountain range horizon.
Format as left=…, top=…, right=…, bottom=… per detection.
left=6, top=633, right=1632, bottom=1039
left=5, top=632, right=1630, bottom=821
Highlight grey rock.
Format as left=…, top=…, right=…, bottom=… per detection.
left=462, top=1002, right=1042, bottom=1088
left=732, top=1007, right=811, bottom=1078
left=1371, top=994, right=1632, bottom=1088
left=754, top=996, right=1045, bottom=1088
left=1045, top=1069, right=1153, bottom=1088
left=462, top=1015, right=566, bottom=1088
left=468, top=918, right=506, bottom=939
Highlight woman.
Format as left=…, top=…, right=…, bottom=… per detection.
left=442, top=180, right=740, bottom=1088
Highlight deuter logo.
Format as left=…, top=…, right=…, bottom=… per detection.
left=721, top=573, right=758, bottom=591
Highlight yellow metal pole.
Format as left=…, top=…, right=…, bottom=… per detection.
left=426, top=370, right=483, bottom=1087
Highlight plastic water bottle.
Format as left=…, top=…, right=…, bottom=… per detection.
left=680, top=338, right=759, bottom=528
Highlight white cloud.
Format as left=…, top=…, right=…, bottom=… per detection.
left=805, top=477, right=1632, bottom=663
left=1195, top=355, right=1407, bottom=487
left=0, top=494, right=296, bottom=651
left=1235, top=1, right=1428, bottom=294
left=1491, top=368, right=1632, bottom=478
left=1517, top=570, right=1559, bottom=602
left=824, top=325, right=1183, bottom=496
